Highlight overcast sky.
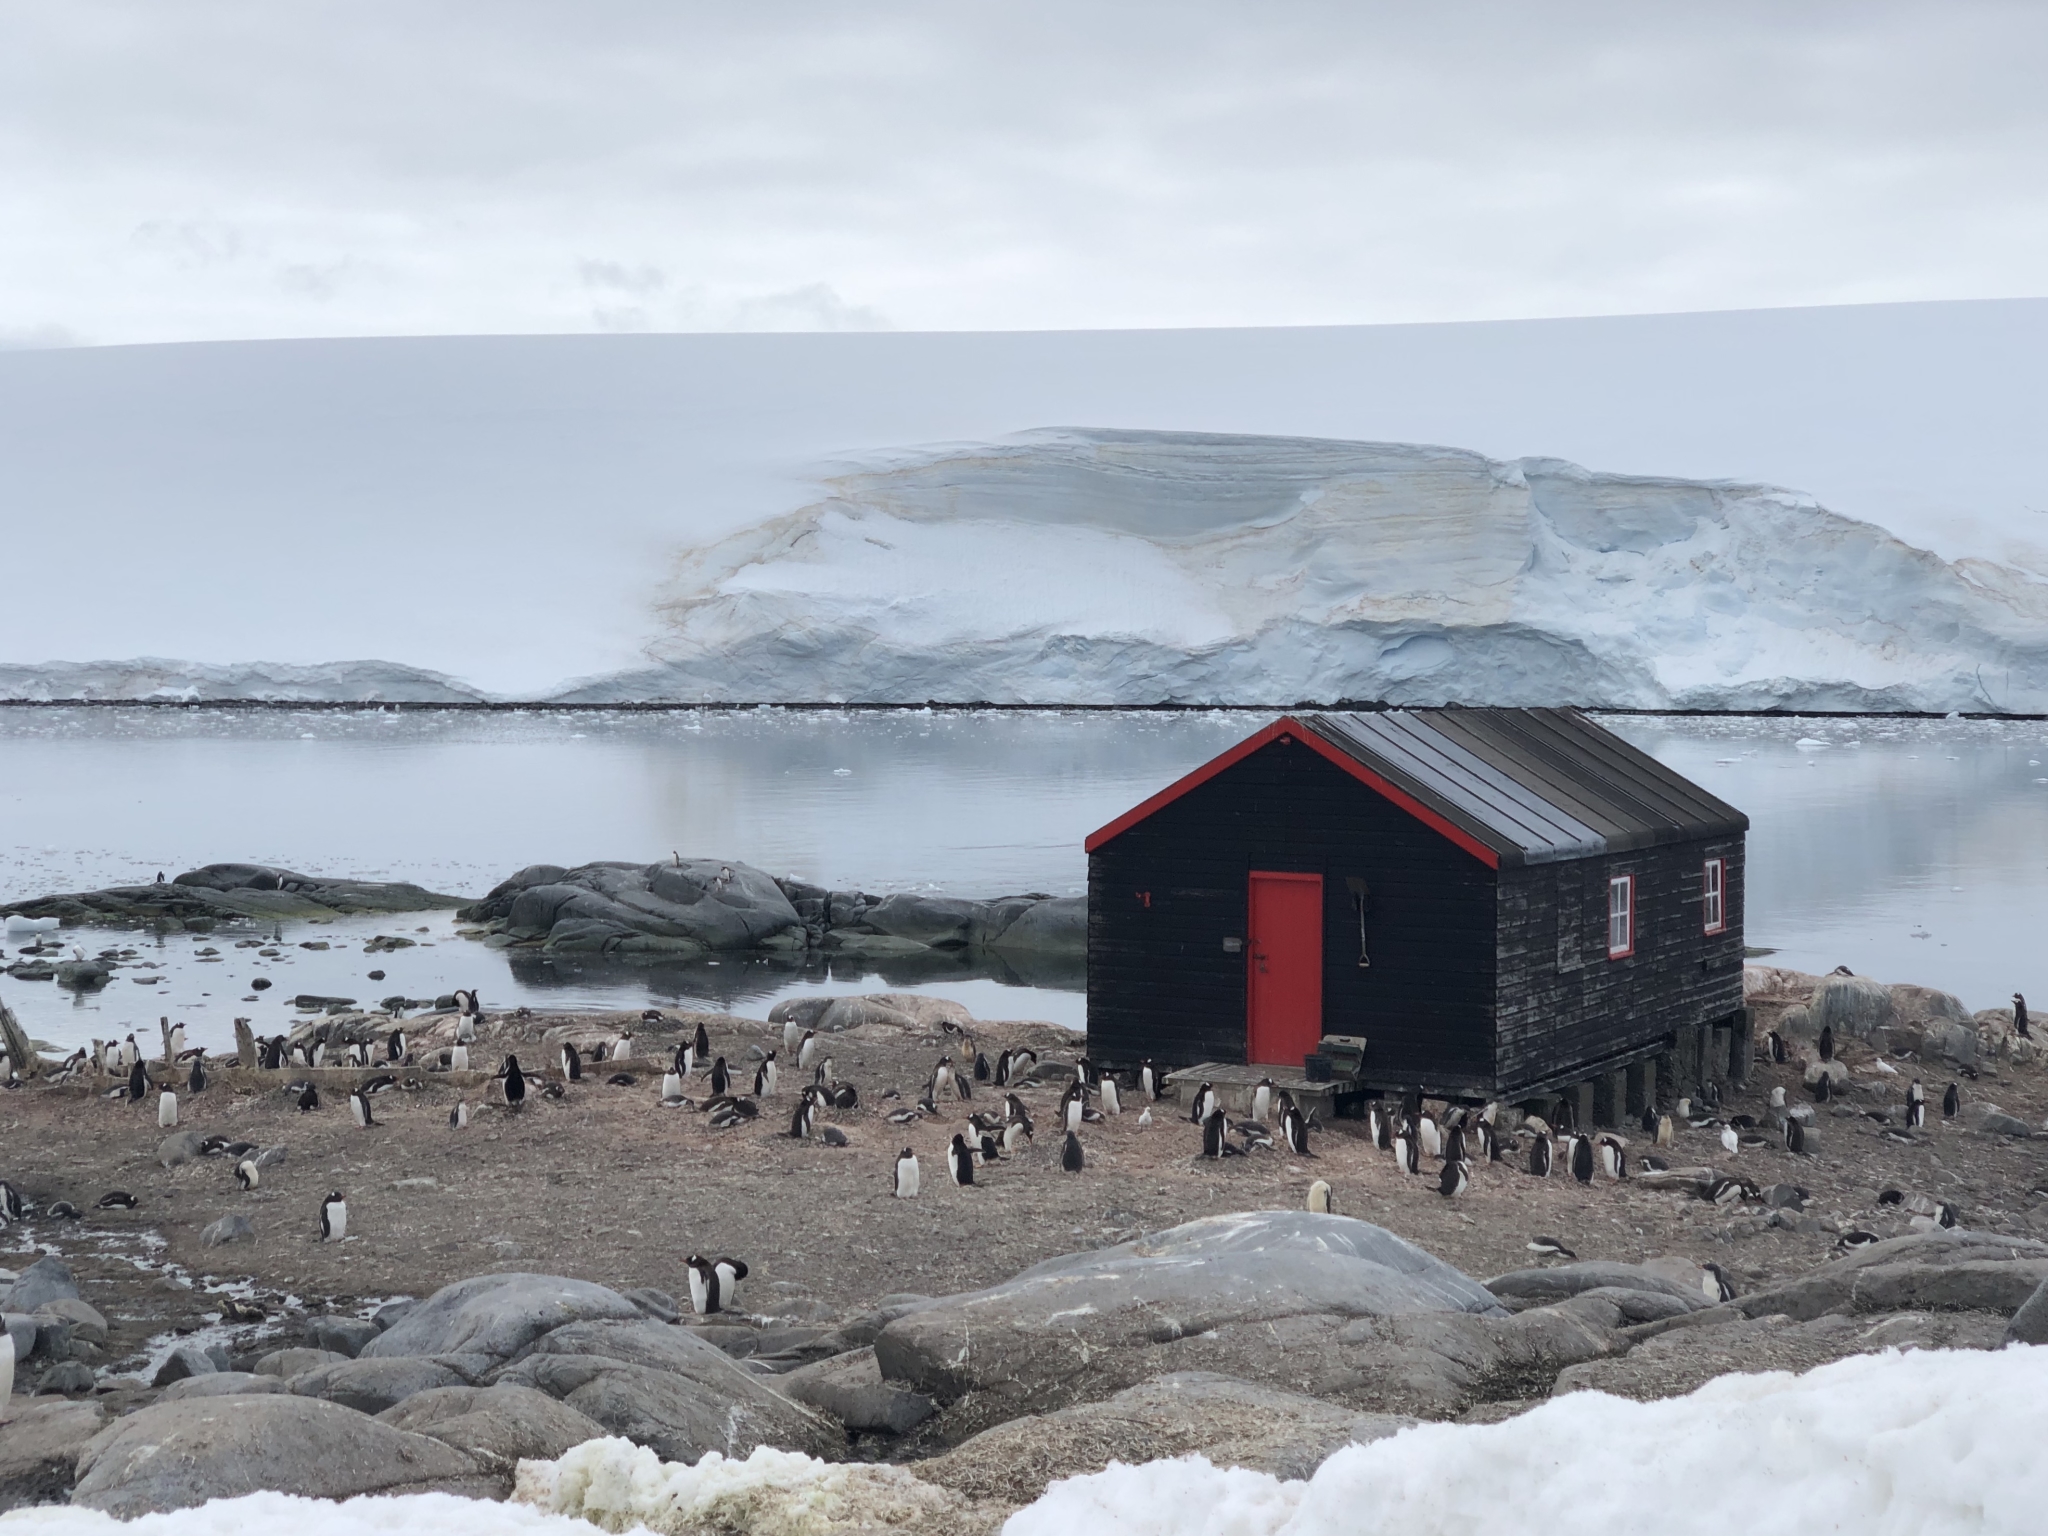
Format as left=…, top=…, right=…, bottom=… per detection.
left=3, top=1, right=2044, bottom=345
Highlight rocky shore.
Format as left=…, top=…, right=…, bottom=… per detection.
left=4, top=964, right=2048, bottom=1521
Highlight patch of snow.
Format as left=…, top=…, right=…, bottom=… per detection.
left=0, top=1492, right=616, bottom=1536
left=1007, top=1345, right=2048, bottom=1536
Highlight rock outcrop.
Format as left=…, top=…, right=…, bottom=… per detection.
left=0, top=863, right=461, bottom=931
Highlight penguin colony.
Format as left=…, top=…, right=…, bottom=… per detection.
left=8, top=975, right=2017, bottom=1318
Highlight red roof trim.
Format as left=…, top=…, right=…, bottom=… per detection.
left=1084, top=715, right=1502, bottom=868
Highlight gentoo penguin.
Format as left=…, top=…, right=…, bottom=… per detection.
left=1656, top=1113, right=1674, bottom=1147
left=1479, top=1120, right=1502, bottom=1162
left=1100, top=1075, right=1122, bottom=1117
left=1906, top=1090, right=1926, bottom=1129
left=1525, top=1236, right=1576, bottom=1260
left=1074, top=1057, right=1097, bottom=1089
left=789, top=1096, right=815, bottom=1140
left=946, top=1133, right=976, bottom=1186
left=2016, top=993, right=2032, bottom=1039
left=1768, top=1085, right=1786, bottom=1110
left=1003, top=1092, right=1032, bottom=1128
left=1060, top=1081, right=1085, bottom=1134
left=1061, top=1130, right=1085, bottom=1173
left=235, top=1158, right=259, bottom=1190
left=798, top=1031, right=819, bottom=1070
left=661, top=1058, right=684, bottom=1101
left=1004, top=1119, right=1032, bottom=1152
left=1251, top=1078, right=1273, bottom=1124
left=1306, top=1178, right=1333, bottom=1213
left=1943, top=1082, right=1960, bottom=1117
left=455, top=1013, right=477, bottom=1046
left=449, top=1101, right=470, bottom=1129
left=297, top=1082, right=320, bottom=1113
left=187, top=1054, right=207, bottom=1093
left=97, top=1191, right=140, bottom=1209
left=451, top=988, right=476, bottom=1018
left=1444, top=1123, right=1468, bottom=1166
left=168, top=1021, right=186, bottom=1058
left=1527, top=1134, right=1553, bottom=1177
left=1139, top=1060, right=1158, bottom=1099
left=0, top=1180, right=23, bottom=1222
left=993, top=1049, right=1014, bottom=1086
left=1597, top=1134, right=1626, bottom=1179
left=389, top=1029, right=408, bottom=1064
left=1786, top=1118, right=1807, bottom=1154
left=1190, top=1082, right=1218, bottom=1124
left=1394, top=1121, right=1419, bottom=1175
left=1702, top=1262, right=1738, bottom=1303
left=783, top=1017, right=804, bottom=1056
left=930, top=1059, right=954, bottom=1102
left=675, top=1041, right=695, bottom=1077
left=711, top=1257, right=747, bottom=1310
left=1811, top=1072, right=1831, bottom=1104
left=1639, top=1103, right=1660, bottom=1135
left=893, top=1148, right=921, bottom=1197
left=450, top=1043, right=470, bottom=1072
left=1367, top=1103, right=1387, bottom=1149
left=0, top=1326, right=13, bottom=1408
left=320, top=1191, right=348, bottom=1241
left=1720, top=1124, right=1739, bottom=1156
left=684, top=1255, right=721, bottom=1315
left=158, top=1088, right=178, bottom=1128
left=1417, top=1113, right=1441, bottom=1160
left=1768, top=1029, right=1788, bottom=1063
left=694, top=1020, right=710, bottom=1058
left=502, top=1055, right=527, bottom=1108
left=1438, top=1160, right=1470, bottom=1198
left=350, top=1087, right=375, bottom=1128
left=1818, top=1024, right=1835, bottom=1062
left=127, top=1059, right=148, bottom=1102
left=755, top=1053, right=778, bottom=1097
left=1280, top=1102, right=1311, bottom=1157
left=612, top=1028, right=635, bottom=1064
left=709, top=1057, right=730, bottom=1096
left=1568, top=1134, right=1595, bottom=1184
left=973, top=1050, right=991, bottom=1083
left=561, top=1043, right=582, bottom=1082
left=1202, top=1109, right=1239, bottom=1158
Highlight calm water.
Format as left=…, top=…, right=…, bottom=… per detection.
left=4, top=707, right=2047, bottom=1053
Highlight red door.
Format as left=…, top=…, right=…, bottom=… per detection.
left=1247, top=871, right=1324, bottom=1067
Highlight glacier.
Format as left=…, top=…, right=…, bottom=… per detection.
left=571, top=428, right=2048, bottom=711
left=2, top=301, right=2047, bottom=707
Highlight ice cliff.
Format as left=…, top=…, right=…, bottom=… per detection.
left=557, top=429, right=2048, bottom=711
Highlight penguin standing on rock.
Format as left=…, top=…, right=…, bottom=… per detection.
left=1061, top=1130, right=1085, bottom=1173
left=893, top=1148, right=920, bottom=1197
left=1943, top=1082, right=1961, bottom=1118
left=684, top=1255, right=722, bottom=1315
left=320, top=1191, right=348, bottom=1241
left=946, top=1133, right=976, bottom=1186
left=1819, top=1025, right=1835, bottom=1062
left=2016, top=993, right=2031, bottom=1040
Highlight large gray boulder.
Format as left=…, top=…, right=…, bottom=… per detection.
left=1807, top=974, right=1894, bottom=1040
left=2, top=1258, right=79, bottom=1314
left=1733, top=1231, right=2048, bottom=1321
left=160, top=1373, right=291, bottom=1401
left=1486, top=1262, right=1714, bottom=1309
left=0, top=1397, right=106, bottom=1511
left=872, top=1213, right=1601, bottom=1436
left=70, top=1396, right=495, bottom=1516
left=839, top=893, right=1084, bottom=955
left=289, top=1356, right=471, bottom=1414
left=986, top=897, right=1085, bottom=953
left=378, top=1384, right=609, bottom=1479
left=917, top=1372, right=1413, bottom=1505
left=2004, top=1276, right=2048, bottom=1345
left=777, top=1347, right=937, bottom=1435
left=490, top=1318, right=838, bottom=1462
left=463, top=860, right=804, bottom=953
left=359, top=1273, right=645, bottom=1373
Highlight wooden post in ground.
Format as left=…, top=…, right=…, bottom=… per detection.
left=1566, top=1079, right=1595, bottom=1133
left=1729, top=1008, right=1753, bottom=1089
left=1593, top=1069, right=1626, bottom=1128
left=159, top=1016, right=175, bottom=1068
left=0, top=999, right=44, bottom=1078
left=1625, top=1058, right=1655, bottom=1119
left=1709, top=1023, right=1732, bottom=1090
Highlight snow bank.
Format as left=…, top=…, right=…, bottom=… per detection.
left=0, top=1491, right=617, bottom=1536
left=511, top=1437, right=971, bottom=1535
left=597, top=429, right=2048, bottom=711
left=1006, top=1345, right=2048, bottom=1536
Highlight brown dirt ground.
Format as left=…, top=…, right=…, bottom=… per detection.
left=6, top=1003, right=2048, bottom=1385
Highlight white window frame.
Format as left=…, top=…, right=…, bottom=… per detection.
left=1702, top=857, right=1725, bottom=935
left=1607, top=873, right=1635, bottom=959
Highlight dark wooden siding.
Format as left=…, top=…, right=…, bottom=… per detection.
left=1088, top=735, right=1498, bottom=1087
left=1493, top=837, right=1746, bottom=1092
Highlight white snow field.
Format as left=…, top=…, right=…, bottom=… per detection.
left=2, top=298, right=2046, bottom=706
left=3, top=1347, right=2038, bottom=1534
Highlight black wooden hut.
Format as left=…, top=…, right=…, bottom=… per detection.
left=1086, top=708, right=1749, bottom=1112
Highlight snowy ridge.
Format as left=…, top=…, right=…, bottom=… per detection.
left=558, top=429, right=2048, bottom=711
left=0, top=657, right=487, bottom=704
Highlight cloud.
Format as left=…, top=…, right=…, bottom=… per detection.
left=0, top=2, right=2041, bottom=342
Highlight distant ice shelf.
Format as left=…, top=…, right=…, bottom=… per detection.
left=558, top=428, right=2048, bottom=713
left=0, top=657, right=486, bottom=704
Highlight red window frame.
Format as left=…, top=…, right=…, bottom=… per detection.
left=1607, top=873, right=1635, bottom=959
left=1702, top=857, right=1725, bottom=934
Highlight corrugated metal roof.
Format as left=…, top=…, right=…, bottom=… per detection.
left=1301, top=708, right=1746, bottom=866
